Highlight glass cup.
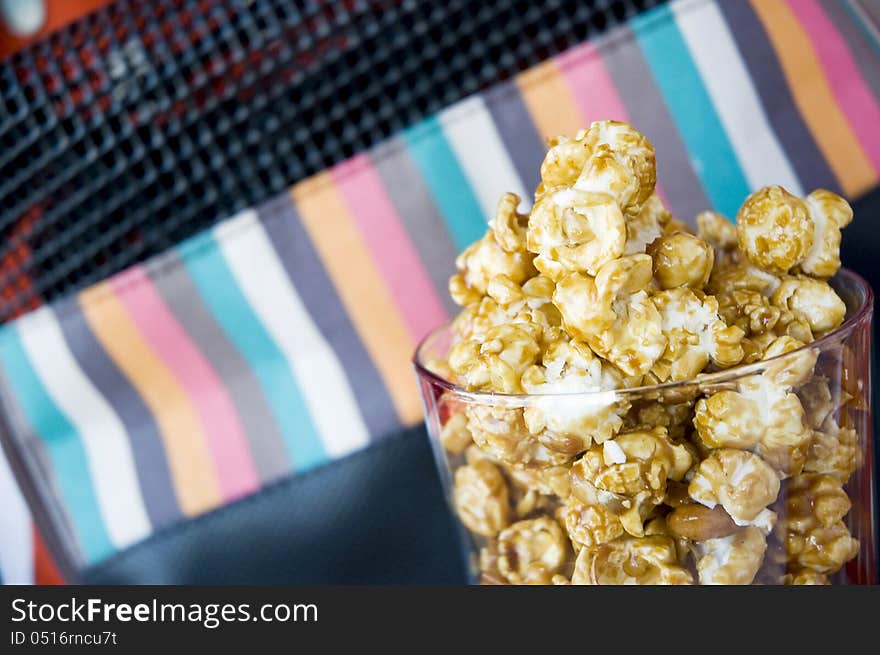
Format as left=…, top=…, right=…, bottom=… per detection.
left=414, top=268, right=876, bottom=585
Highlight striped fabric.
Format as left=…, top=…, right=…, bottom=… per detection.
left=1, top=0, right=879, bottom=571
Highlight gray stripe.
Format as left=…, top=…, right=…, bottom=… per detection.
left=0, top=362, right=84, bottom=568
left=257, top=193, right=402, bottom=441
left=823, top=0, right=880, bottom=105
left=371, top=137, right=459, bottom=317
left=148, top=251, right=291, bottom=484
left=484, top=80, right=546, bottom=197
left=55, top=295, right=180, bottom=529
left=718, top=0, right=839, bottom=194
left=603, top=27, right=713, bottom=224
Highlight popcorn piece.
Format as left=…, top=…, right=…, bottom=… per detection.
left=803, top=419, right=860, bottom=483
left=554, top=255, right=666, bottom=377
left=784, top=520, right=859, bottom=575
left=716, top=289, right=781, bottom=338
left=771, top=275, right=846, bottom=336
left=624, top=400, right=695, bottom=441
left=497, top=516, right=570, bottom=584
left=689, top=449, right=780, bottom=526
left=570, top=428, right=692, bottom=536
left=694, top=375, right=812, bottom=477
left=783, top=570, right=829, bottom=585
left=527, top=188, right=626, bottom=279
left=799, top=189, right=853, bottom=279
left=651, top=288, right=744, bottom=381
left=648, top=232, right=714, bottom=289
left=505, top=463, right=571, bottom=500
left=736, top=185, right=813, bottom=274
left=573, top=120, right=657, bottom=215
left=798, top=376, right=834, bottom=430
left=571, top=536, right=693, bottom=585
left=449, top=206, right=537, bottom=305
left=520, top=340, right=628, bottom=454
left=707, top=260, right=781, bottom=297
left=695, top=527, right=767, bottom=585
left=759, top=335, right=817, bottom=389
left=451, top=297, right=513, bottom=343
left=448, top=324, right=541, bottom=393
left=491, top=192, right=530, bottom=253
left=783, top=474, right=851, bottom=534
left=466, top=405, right=573, bottom=468
left=440, top=412, right=472, bottom=454
left=697, top=210, right=738, bottom=261
left=558, top=500, right=624, bottom=549
left=666, top=503, right=739, bottom=541
left=538, top=131, right=592, bottom=194
left=624, top=193, right=670, bottom=255
left=453, top=459, right=511, bottom=537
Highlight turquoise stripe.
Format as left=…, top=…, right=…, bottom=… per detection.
left=178, top=232, right=326, bottom=471
left=632, top=5, right=751, bottom=218
left=0, top=324, right=113, bottom=562
left=402, top=116, right=487, bottom=250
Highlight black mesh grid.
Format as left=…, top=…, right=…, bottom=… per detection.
left=0, top=0, right=665, bottom=322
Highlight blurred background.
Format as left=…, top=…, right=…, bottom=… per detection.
left=1, top=0, right=878, bottom=584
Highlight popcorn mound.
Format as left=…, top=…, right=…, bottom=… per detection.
left=436, top=120, right=861, bottom=585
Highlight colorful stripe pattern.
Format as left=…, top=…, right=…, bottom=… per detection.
left=1, top=0, right=878, bottom=568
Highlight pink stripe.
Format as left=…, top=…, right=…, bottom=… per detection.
left=332, top=155, right=449, bottom=342
left=558, top=42, right=670, bottom=207
left=789, top=0, right=880, bottom=174
left=110, top=267, right=259, bottom=501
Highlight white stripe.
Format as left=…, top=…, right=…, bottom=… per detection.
left=17, top=308, right=151, bottom=548
left=0, top=445, right=33, bottom=584
left=215, top=211, right=370, bottom=458
left=673, top=0, right=804, bottom=196
left=439, top=95, right=533, bottom=217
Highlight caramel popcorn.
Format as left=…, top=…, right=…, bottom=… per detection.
left=799, top=189, right=853, bottom=279
left=570, top=428, right=692, bottom=536
left=689, top=449, right=780, bottom=528
left=624, top=193, right=670, bottom=255
left=695, top=527, right=767, bottom=585
left=465, top=404, right=572, bottom=468
left=652, top=287, right=744, bottom=381
left=558, top=500, right=624, bottom=549
left=554, top=255, right=666, bottom=377
left=648, top=232, right=714, bottom=289
left=497, top=516, right=570, bottom=584
left=528, top=188, right=626, bottom=280
left=449, top=323, right=542, bottom=393
left=520, top=339, right=628, bottom=453
left=771, top=275, right=846, bottom=336
left=571, top=536, right=693, bottom=585
left=737, top=185, right=813, bottom=275
left=425, top=121, right=864, bottom=584
left=453, top=460, right=511, bottom=537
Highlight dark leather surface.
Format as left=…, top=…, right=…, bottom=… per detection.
left=82, top=426, right=469, bottom=584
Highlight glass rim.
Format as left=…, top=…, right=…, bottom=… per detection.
left=413, top=267, right=874, bottom=402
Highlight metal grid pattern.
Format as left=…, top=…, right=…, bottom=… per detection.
left=0, top=0, right=665, bottom=321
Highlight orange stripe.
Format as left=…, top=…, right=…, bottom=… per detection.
left=79, top=283, right=221, bottom=516
left=751, top=0, right=876, bottom=197
left=516, top=59, right=586, bottom=141
left=291, top=175, right=423, bottom=425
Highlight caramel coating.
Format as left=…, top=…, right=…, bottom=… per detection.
left=689, top=449, right=780, bottom=527
left=648, top=232, right=714, bottom=289
left=572, top=535, right=693, bottom=585
left=737, top=185, right=813, bottom=274
left=497, top=517, right=570, bottom=584
left=453, top=460, right=511, bottom=537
